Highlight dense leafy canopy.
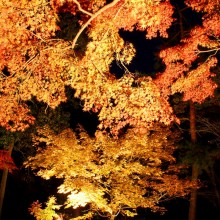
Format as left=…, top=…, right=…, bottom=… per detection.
left=0, top=0, right=219, bottom=134
left=0, top=0, right=219, bottom=219
left=25, top=125, right=192, bottom=219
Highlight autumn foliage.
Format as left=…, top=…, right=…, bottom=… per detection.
left=0, top=0, right=219, bottom=219
left=1, top=0, right=219, bottom=134
left=26, top=125, right=192, bottom=218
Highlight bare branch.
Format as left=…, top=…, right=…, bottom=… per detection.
left=72, top=0, right=93, bottom=16
left=197, top=116, right=220, bottom=140
left=72, top=0, right=121, bottom=49
left=196, top=47, right=220, bottom=54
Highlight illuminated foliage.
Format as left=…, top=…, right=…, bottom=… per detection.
left=155, top=0, right=220, bottom=103
left=68, top=0, right=176, bottom=135
left=0, top=0, right=72, bottom=131
left=1, top=0, right=219, bottom=218
left=1, top=0, right=218, bottom=134
left=29, top=196, right=61, bottom=220
left=25, top=126, right=192, bottom=219
left=0, top=0, right=175, bottom=134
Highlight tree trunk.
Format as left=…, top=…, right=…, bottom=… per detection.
left=0, top=142, right=14, bottom=220
left=176, top=11, right=199, bottom=220
left=188, top=163, right=199, bottom=220
left=188, top=101, right=199, bottom=220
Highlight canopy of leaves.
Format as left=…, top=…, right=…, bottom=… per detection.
left=25, top=126, right=192, bottom=218
left=0, top=0, right=219, bottom=135
left=1, top=0, right=219, bottom=219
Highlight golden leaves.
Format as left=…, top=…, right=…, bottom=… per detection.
left=29, top=196, right=61, bottom=220
left=25, top=126, right=191, bottom=218
left=0, top=96, right=35, bottom=131
left=0, top=0, right=67, bottom=130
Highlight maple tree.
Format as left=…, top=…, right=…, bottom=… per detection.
left=1, top=0, right=219, bottom=135
left=25, top=125, right=192, bottom=219
left=0, top=0, right=177, bottom=134
left=0, top=0, right=219, bottom=219
left=154, top=2, right=220, bottom=220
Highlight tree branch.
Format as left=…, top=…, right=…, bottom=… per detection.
left=72, top=0, right=93, bottom=16
left=72, top=0, right=121, bottom=49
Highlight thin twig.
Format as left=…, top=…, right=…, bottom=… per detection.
left=196, top=48, right=220, bottom=54
left=73, top=0, right=93, bottom=16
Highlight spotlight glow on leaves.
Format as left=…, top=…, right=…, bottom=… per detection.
left=26, top=126, right=192, bottom=218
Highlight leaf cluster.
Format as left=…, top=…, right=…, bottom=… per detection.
left=25, top=125, right=192, bottom=218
